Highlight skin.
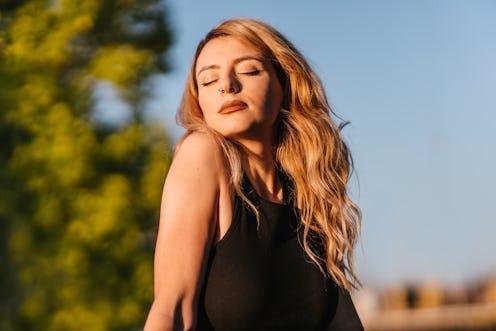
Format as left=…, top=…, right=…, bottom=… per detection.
left=143, top=36, right=284, bottom=331
left=196, top=36, right=284, bottom=202
left=196, top=36, right=282, bottom=145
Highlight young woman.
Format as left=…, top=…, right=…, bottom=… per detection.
left=144, top=18, right=363, bottom=331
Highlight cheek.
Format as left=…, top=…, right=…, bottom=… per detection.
left=262, top=81, right=283, bottom=117
left=198, top=93, right=215, bottom=121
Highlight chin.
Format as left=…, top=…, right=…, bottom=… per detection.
left=214, top=125, right=255, bottom=139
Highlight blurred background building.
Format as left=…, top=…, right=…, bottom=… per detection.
left=355, top=277, right=496, bottom=330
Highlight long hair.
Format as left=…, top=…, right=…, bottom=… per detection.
left=177, top=18, right=361, bottom=290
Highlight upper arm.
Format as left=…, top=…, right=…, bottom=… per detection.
left=151, top=132, right=226, bottom=327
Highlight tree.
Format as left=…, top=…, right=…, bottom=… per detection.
left=0, top=1, right=173, bottom=330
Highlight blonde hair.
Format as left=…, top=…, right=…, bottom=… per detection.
left=177, top=18, right=361, bottom=290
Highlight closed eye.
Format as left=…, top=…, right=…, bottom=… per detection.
left=200, top=79, right=217, bottom=87
left=241, top=70, right=261, bottom=76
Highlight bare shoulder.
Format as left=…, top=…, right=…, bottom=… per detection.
left=165, top=131, right=228, bottom=197
left=174, top=131, right=224, bottom=166
left=169, top=131, right=226, bottom=182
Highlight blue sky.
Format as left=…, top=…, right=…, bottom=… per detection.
left=144, top=0, right=496, bottom=287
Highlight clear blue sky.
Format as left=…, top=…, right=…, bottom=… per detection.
left=145, top=0, right=496, bottom=287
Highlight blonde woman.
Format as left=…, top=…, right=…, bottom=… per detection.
left=144, top=18, right=363, bottom=331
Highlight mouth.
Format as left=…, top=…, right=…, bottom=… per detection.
left=218, top=100, right=248, bottom=114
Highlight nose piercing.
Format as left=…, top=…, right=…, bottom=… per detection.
left=218, top=88, right=226, bottom=94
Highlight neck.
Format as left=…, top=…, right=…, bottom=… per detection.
left=237, top=139, right=283, bottom=203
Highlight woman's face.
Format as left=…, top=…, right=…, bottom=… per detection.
left=195, top=36, right=283, bottom=142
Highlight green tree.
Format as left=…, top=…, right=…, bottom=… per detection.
left=0, top=1, right=173, bottom=330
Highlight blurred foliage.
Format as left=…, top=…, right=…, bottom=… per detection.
left=0, top=1, right=173, bottom=330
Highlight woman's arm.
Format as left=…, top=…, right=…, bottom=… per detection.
left=143, top=132, right=226, bottom=331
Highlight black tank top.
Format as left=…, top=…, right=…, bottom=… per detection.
left=197, top=175, right=363, bottom=331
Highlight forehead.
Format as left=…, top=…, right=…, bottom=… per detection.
left=195, top=36, right=263, bottom=72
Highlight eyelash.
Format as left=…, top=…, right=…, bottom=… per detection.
left=200, top=70, right=261, bottom=87
left=242, top=69, right=261, bottom=75
left=201, top=80, right=216, bottom=87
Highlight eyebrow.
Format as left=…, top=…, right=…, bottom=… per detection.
left=196, top=55, right=265, bottom=78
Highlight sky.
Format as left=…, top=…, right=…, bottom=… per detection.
left=144, top=0, right=496, bottom=287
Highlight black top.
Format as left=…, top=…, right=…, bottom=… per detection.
left=197, top=175, right=363, bottom=331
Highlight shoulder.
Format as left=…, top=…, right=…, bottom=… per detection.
left=166, top=131, right=228, bottom=191
left=171, top=132, right=225, bottom=175
left=175, top=131, right=223, bottom=163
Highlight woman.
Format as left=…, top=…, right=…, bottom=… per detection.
left=144, top=18, right=363, bottom=331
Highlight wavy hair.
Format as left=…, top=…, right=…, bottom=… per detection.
left=177, top=18, right=361, bottom=290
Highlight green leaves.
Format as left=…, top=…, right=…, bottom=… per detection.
left=0, top=1, right=172, bottom=330
left=90, top=45, right=155, bottom=87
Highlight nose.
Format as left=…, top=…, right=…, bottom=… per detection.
left=218, top=72, right=240, bottom=95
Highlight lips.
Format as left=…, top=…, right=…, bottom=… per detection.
left=218, top=100, right=247, bottom=114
